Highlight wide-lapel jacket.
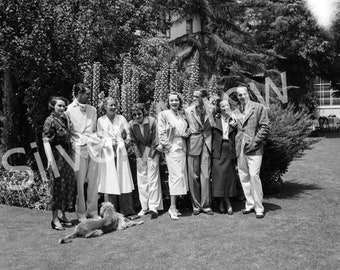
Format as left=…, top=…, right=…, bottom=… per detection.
left=233, top=101, right=269, bottom=157
left=129, top=116, right=158, bottom=158
left=212, top=117, right=236, bottom=159
left=185, top=104, right=213, bottom=156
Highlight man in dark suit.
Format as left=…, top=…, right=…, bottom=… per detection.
left=185, top=89, right=214, bottom=215
left=233, top=86, right=269, bottom=219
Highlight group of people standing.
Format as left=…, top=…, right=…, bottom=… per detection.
left=42, top=83, right=269, bottom=230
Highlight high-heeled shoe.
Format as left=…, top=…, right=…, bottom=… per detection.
left=58, top=217, right=72, bottom=226
left=176, top=209, right=182, bottom=216
left=168, top=209, right=178, bottom=220
left=227, top=207, right=233, bottom=215
left=219, top=201, right=227, bottom=214
left=51, top=221, right=65, bottom=231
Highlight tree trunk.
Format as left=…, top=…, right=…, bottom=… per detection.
left=1, top=67, right=19, bottom=151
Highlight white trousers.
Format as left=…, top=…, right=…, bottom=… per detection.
left=136, top=150, right=163, bottom=212
left=237, top=149, right=264, bottom=214
left=73, top=151, right=99, bottom=219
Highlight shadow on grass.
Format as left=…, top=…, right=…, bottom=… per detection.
left=263, top=202, right=281, bottom=212
left=324, top=132, right=340, bottom=138
left=267, top=180, right=322, bottom=199
left=227, top=200, right=281, bottom=213
left=316, top=131, right=340, bottom=138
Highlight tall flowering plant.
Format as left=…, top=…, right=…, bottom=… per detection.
left=150, top=63, right=169, bottom=117
left=170, top=59, right=180, bottom=93
left=78, top=62, right=93, bottom=99
left=92, top=62, right=101, bottom=109
left=120, top=55, right=141, bottom=121
left=182, top=79, right=191, bottom=105
left=208, top=74, right=218, bottom=97
left=121, top=55, right=132, bottom=120
left=187, top=50, right=200, bottom=104
left=108, top=78, right=121, bottom=113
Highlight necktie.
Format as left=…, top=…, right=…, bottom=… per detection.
left=200, top=110, right=205, bottom=124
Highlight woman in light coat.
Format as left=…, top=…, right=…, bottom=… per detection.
left=97, top=97, right=136, bottom=217
left=157, top=92, right=190, bottom=220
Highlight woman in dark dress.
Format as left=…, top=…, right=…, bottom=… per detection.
left=43, top=96, right=76, bottom=230
left=211, top=99, right=237, bottom=215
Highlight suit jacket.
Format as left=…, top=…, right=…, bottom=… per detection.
left=185, top=104, right=213, bottom=156
left=233, top=101, right=269, bottom=157
left=212, top=117, right=236, bottom=160
left=129, top=116, right=158, bottom=158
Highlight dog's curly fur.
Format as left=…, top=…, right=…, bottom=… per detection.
left=59, top=202, right=143, bottom=244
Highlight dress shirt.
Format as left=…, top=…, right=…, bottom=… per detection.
left=65, top=99, right=98, bottom=158
left=221, top=116, right=230, bottom=140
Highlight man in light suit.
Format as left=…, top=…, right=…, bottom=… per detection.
left=233, top=86, right=269, bottom=219
left=66, top=83, right=101, bottom=221
left=185, top=89, right=214, bottom=215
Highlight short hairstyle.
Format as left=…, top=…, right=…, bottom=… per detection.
left=48, top=96, right=69, bottom=111
left=166, top=92, right=183, bottom=110
left=194, top=87, right=209, bottom=98
left=236, top=85, right=249, bottom=94
left=200, top=89, right=208, bottom=98
left=72, top=83, right=90, bottom=97
left=215, top=98, right=231, bottom=114
left=131, top=103, right=147, bottom=117
left=98, top=97, right=118, bottom=114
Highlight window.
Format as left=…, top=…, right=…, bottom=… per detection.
left=314, top=78, right=340, bottom=106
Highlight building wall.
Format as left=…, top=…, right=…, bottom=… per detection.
left=313, top=78, right=340, bottom=118
left=169, top=15, right=201, bottom=41
left=315, top=106, right=340, bottom=118
left=170, top=20, right=186, bottom=40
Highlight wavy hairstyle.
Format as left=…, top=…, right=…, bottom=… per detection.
left=98, top=97, right=118, bottom=114
left=131, top=103, right=147, bottom=118
left=166, top=91, right=183, bottom=110
left=48, top=96, right=69, bottom=111
left=214, top=97, right=238, bottom=118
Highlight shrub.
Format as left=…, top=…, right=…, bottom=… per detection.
left=0, top=169, right=50, bottom=210
left=260, top=103, right=319, bottom=192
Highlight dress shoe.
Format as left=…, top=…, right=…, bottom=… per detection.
left=58, top=217, right=72, bottom=226
left=137, top=209, right=148, bottom=216
left=193, top=209, right=201, bottom=215
left=256, top=213, right=265, bottom=219
left=219, top=202, right=227, bottom=214
left=149, top=210, right=158, bottom=219
left=168, top=209, right=178, bottom=220
left=203, top=210, right=214, bottom=216
left=127, top=214, right=141, bottom=220
left=51, top=221, right=65, bottom=231
left=242, top=209, right=255, bottom=215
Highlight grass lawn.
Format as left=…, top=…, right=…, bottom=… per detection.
left=1, top=135, right=340, bottom=270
